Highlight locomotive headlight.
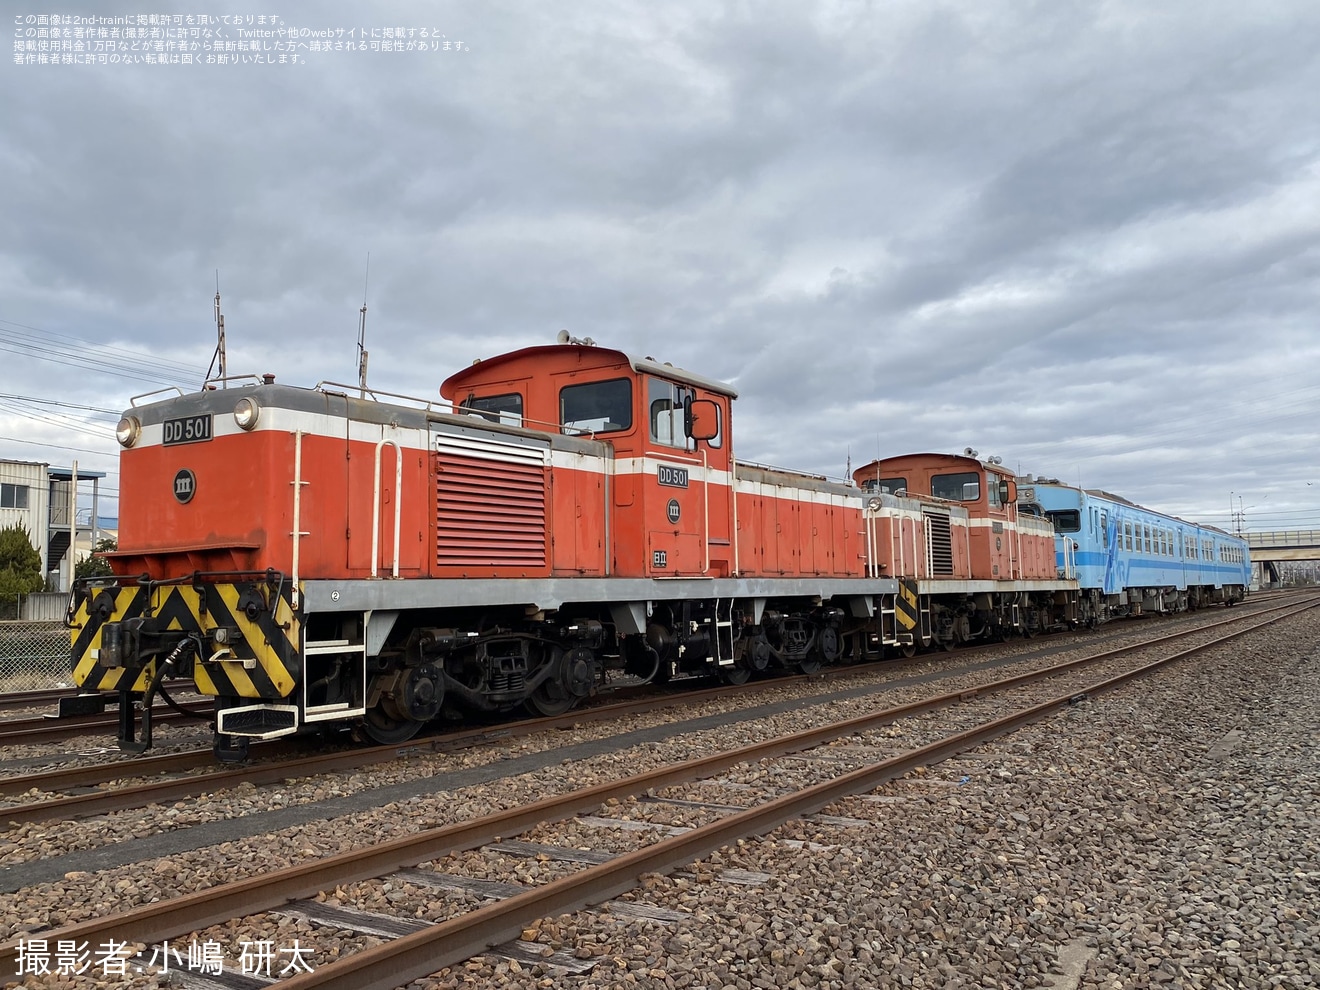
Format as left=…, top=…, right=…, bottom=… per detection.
left=115, top=415, right=141, bottom=448
left=233, top=397, right=260, bottom=430
left=867, top=496, right=883, bottom=511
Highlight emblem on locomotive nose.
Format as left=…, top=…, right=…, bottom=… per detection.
left=666, top=499, right=681, bottom=524
left=173, top=468, right=197, bottom=504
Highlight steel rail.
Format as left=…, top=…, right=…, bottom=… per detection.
left=2, top=594, right=1311, bottom=828
left=4, top=597, right=1314, bottom=981
left=0, top=681, right=195, bottom=713
left=0, top=708, right=205, bottom=746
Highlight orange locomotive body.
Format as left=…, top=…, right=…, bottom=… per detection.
left=70, top=340, right=1078, bottom=758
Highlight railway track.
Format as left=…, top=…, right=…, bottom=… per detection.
left=1, top=595, right=1308, bottom=830
left=1, top=593, right=1311, bottom=830
left=3, top=593, right=1314, bottom=985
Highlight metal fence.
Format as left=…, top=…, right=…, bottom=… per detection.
left=0, top=592, right=69, bottom=622
left=0, top=620, right=70, bottom=692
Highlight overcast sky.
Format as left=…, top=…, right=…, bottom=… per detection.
left=3, top=0, right=1318, bottom=535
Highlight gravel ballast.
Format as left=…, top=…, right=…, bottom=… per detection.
left=411, top=608, right=1319, bottom=990
left=3, top=606, right=1316, bottom=989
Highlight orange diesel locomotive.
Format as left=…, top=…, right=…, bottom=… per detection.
left=69, top=339, right=1075, bottom=759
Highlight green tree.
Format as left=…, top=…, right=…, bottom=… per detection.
left=75, top=537, right=118, bottom=580
left=0, top=525, right=44, bottom=605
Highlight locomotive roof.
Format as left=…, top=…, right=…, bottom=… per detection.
left=439, top=343, right=739, bottom=400
left=854, top=451, right=1014, bottom=477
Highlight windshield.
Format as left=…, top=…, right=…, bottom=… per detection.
left=1046, top=509, right=1081, bottom=533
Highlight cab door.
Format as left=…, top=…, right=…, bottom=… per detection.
left=642, top=378, right=732, bottom=577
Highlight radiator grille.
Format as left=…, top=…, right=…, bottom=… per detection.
left=924, top=511, right=954, bottom=576
left=435, top=435, right=548, bottom=567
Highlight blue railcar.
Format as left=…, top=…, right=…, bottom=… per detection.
left=1017, top=479, right=1249, bottom=623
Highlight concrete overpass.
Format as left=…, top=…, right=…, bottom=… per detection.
left=1246, top=530, right=1320, bottom=584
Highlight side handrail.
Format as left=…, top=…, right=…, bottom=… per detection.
left=372, top=439, right=403, bottom=579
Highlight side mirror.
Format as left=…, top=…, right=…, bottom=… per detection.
left=684, top=398, right=719, bottom=442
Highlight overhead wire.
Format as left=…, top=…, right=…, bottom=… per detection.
left=0, top=316, right=201, bottom=377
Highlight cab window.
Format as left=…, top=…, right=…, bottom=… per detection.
left=702, top=401, right=723, bottom=449
left=461, top=392, right=524, bottom=426
left=648, top=378, right=685, bottom=448
left=1046, top=510, right=1081, bottom=533
left=865, top=476, right=907, bottom=495
left=560, top=378, right=632, bottom=435
left=932, top=472, right=979, bottom=501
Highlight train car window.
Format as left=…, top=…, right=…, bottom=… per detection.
left=460, top=392, right=524, bottom=426
left=1143, top=526, right=1151, bottom=553
left=932, top=472, right=979, bottom=501
left=1124, top=522, right=1132, bottom=550
left=560, top=378, right=632, bottom=435
left=1045, top=510, right=1081, bottom=533
left=1101, top=510, right=1108, bottom=547
left=648, top=378, right=687, bottom=448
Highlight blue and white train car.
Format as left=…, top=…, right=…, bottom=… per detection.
left=1016, top=479, right=1249, bottom=623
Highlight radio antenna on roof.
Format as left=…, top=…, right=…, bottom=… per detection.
left=357, top=252, right=370, bottom=398
left=206, top=270, right=227, bottom=389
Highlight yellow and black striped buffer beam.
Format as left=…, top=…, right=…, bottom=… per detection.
left=70, top=585, right=153, bottom=692
left=70, top=582, right=300, bottom=699
left=184, top=583, right=299, bottom=699
left=895, top=579, right=920, bottom=632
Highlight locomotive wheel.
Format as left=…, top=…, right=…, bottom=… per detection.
left=525, top=682, right=578, bottom=717
left=362, top=705, right=424, bottom=745
left=721, top=664, right=752, bottom=685
left=899, top=644, right=917, bottom=658
left=526, top=647, right=593, bottom=717
left=796, top=657, right=822, bottom=675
